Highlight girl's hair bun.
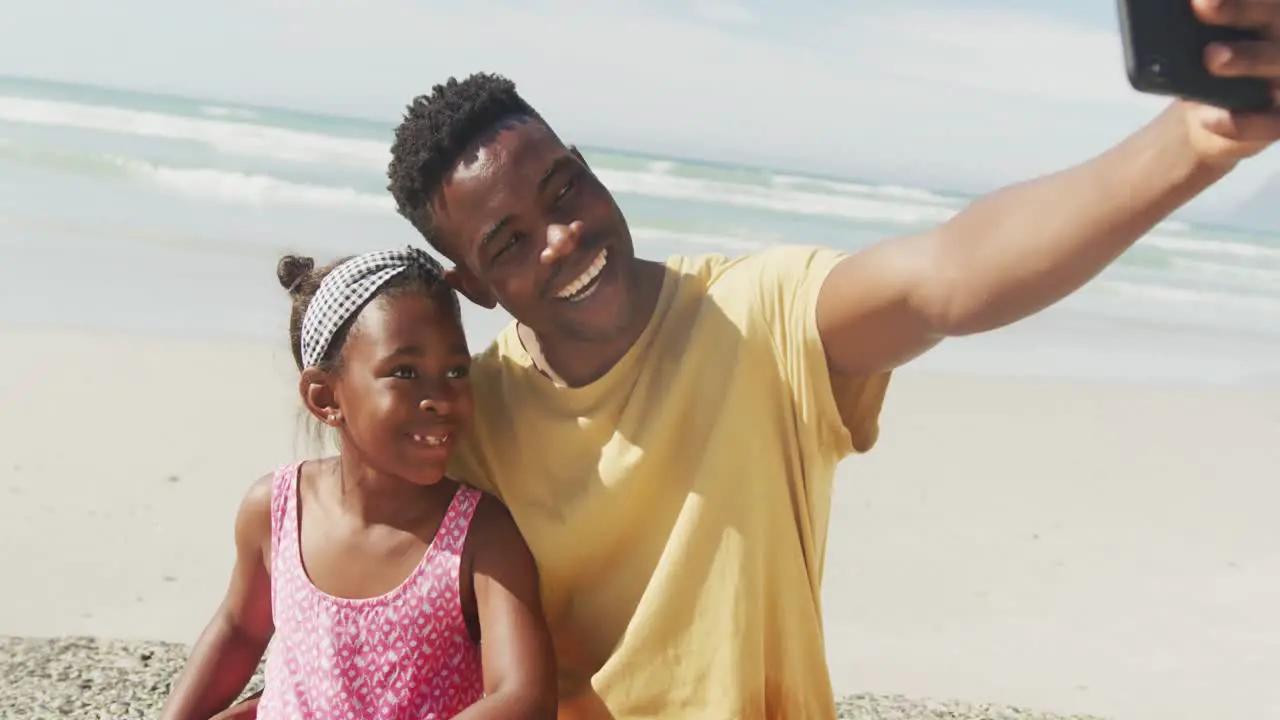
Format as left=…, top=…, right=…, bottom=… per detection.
left=276, top=255, right=315, bottom=296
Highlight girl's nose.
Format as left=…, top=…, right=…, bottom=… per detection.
left=420, top=394, right=453, bottom=415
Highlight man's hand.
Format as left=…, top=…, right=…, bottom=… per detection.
left=1184, top=0, right=1280, bottom=165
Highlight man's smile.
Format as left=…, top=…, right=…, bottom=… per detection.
left=555, top=247, right=609, bottom=303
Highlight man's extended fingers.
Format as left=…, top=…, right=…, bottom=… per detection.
left=1206, top=40, right=1280, bottom=77
left=1193, top=0, right=1280, bottom=32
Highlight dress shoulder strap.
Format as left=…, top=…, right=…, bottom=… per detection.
left=432, top=484, right=483, bottom=558
left=268, top=462, right=301, bottom=557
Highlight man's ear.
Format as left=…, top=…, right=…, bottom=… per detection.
left=299, top=368, right=341, bottom=426
left=443, top=264, right=497, bottom=310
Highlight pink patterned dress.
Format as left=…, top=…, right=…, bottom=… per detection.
left=257, top=462, right=486, bottom=719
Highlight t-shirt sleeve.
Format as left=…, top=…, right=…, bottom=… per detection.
left=730, top=244, right=892, bottom=459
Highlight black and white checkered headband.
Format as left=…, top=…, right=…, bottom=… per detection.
left=299, top=247, right=443, bottom=369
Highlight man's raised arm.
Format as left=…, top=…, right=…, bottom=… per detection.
left=816, top=0, right=1280, bottom=378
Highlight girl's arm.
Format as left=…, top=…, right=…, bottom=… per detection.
left=455, top=497, right=558, bottom=720
left=207, top=694, right=261, bottom=720
left=159, top=474, right=276, bottom=720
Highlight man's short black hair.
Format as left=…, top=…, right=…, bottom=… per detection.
left=387, top=72, right=541, bottom=255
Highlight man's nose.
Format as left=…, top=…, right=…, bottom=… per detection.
left=541, top=220, right=585, bottom=265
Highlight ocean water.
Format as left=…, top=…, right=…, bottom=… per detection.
left=2, top=75, right=1278, bottom=384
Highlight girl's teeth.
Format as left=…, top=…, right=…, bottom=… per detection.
left=413, top=434, right=448, bottom=446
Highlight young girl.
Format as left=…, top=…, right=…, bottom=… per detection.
left=160, top=247, right=556, bottom=720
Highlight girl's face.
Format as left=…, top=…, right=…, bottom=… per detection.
left=329, top=290, right=473, bottom=485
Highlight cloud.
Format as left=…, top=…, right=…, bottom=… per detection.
left=0, top=0, right=1274, bottom=213
left=842, top=6, right=1155, bottom=108
left=690, top=0, right=759, bottom=26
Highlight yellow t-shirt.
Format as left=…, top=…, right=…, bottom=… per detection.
left=450, top=244, right=892, bottom=719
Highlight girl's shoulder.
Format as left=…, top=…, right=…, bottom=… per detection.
left=466, top=489, right=514, bottom=532
left=236, top=458, right=333, bottom=555
left=458, top=488, right=533, bottom=572
left=231, top=469, right=279, bottom=563
left=274, top=457, right=341, bottom=503
left=449, top=482, right=507, bottom=536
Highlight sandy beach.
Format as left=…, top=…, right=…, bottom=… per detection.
left=2, top=325, right=1277, bottom=719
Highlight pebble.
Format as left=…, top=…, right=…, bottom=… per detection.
left=0, top=636, right=1107, bottom=719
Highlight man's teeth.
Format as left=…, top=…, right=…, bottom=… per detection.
left=412, top=433, right=449, bottom=446
left=556, top=248, right=608, bottom=300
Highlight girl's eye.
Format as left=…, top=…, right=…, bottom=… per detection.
left=391, top=366, right=417, bottom=379
left=446, top=365, right=470, bottom=380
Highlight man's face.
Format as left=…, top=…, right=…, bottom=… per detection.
left=431, top=118, right=643, bottom=345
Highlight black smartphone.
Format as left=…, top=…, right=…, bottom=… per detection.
left=1117, top=0, right=1273, bottom=112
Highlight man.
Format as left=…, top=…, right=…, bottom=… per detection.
left=386, top=8, right=1280, bottom=720
left=215, top=2, right=1280, bottom=718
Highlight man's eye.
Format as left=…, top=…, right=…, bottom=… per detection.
left=494, top=234, right=520, bottom=260
left=391, top=366, right=417, bottom=379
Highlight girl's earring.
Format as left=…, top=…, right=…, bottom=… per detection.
left=328, top=411, right=341, bottom=425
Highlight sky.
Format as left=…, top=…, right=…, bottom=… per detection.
left=1, top=0, right=1277, bottom=222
